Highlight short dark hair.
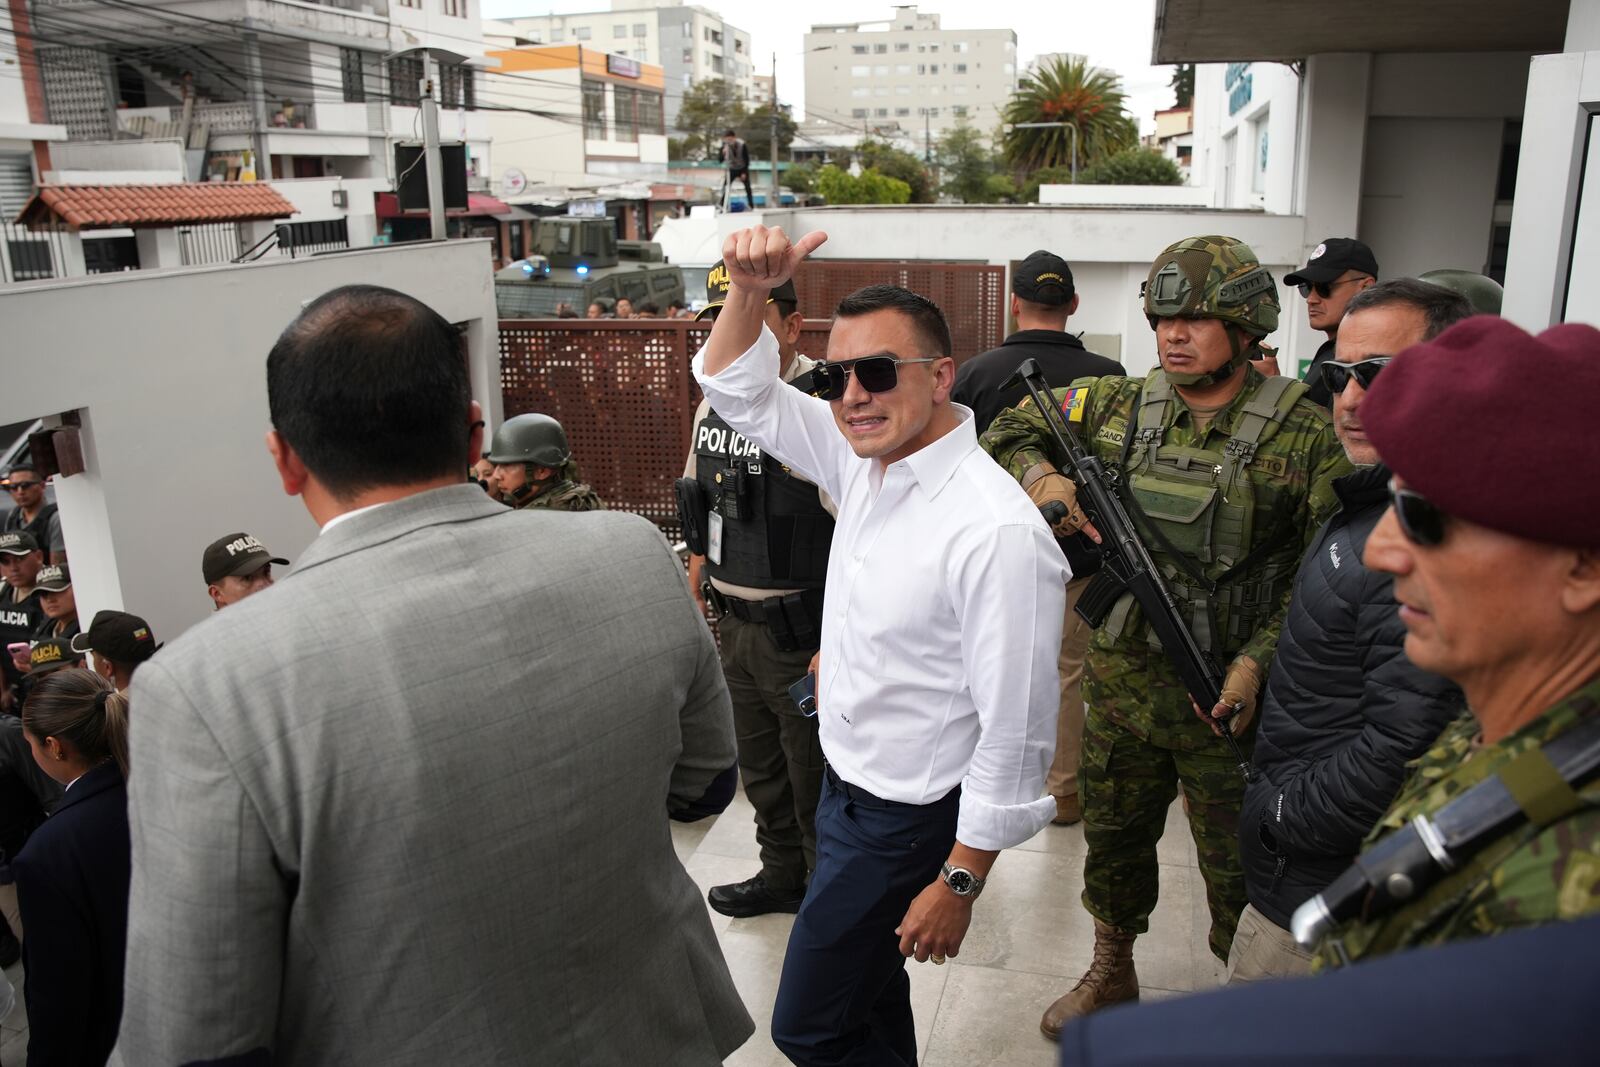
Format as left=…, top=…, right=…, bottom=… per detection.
left=1344, top=279, right=1473, bottom=341
left=773, top=298, right=799, bottom=319
left=266, top=285, right=470, bottom=498
left=723, top=129, right=737, bottom=137
left=834, top=284, right=952, bottom=358
left=5, top=464, right=37, bottom=479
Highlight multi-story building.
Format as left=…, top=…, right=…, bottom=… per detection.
left=1148, top=104, right=1194, bottom=178
left=803, top=5, right=1017, bottom=141
left=499, top=2, right=754, bottom=130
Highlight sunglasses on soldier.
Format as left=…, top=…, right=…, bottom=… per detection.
left=1388, top=479, right=1450, bottom=547
left=1319, top=356, right=1391, bottom=395
left=801, top=355, right=941, bottom=402
left=1297, top=277, right=1366, bottom=300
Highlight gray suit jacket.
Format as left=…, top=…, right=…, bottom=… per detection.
left=115, top=486, right=752, bottom=1065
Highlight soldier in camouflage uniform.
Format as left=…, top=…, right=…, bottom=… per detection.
left=981, top=236, right=1351, bottom=1036
left=1310, top=316, right=1600, bottom=967
left=486, top=414, right=605, bottom=512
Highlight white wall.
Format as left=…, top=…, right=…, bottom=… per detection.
left=0, top=241, right=500, bottom=644
left=1039, top=184, right=1213, bottom=207
left=269, top=175, right=390, bottom=247
left=1359, top=117, right=1503, bottom=278
left=737, top=205, right=1306, bottom=377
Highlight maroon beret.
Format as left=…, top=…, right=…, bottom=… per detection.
left=1362, top=315, right=1600, bottom=547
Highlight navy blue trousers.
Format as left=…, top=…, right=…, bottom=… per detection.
left=771, top=770, right=960, bottom=1067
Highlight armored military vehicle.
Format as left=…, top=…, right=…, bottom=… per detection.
left=494, top=216, right=685, bottom=317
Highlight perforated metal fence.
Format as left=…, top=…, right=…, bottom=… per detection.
left=498, top=319, right=832, bottom=539
left=791, top=260, right=1007, bottom=359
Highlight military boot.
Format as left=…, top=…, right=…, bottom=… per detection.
left=1040, top=919, right=1139, bottom=1040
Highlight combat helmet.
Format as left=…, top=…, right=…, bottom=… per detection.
left=486, top=413, right=572, bottom=469
left=1143, top=235, right=1280, bottom=386
left=1419, top=269, right=1503, bottom=316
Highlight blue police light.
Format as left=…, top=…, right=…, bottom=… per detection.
left=520, top=261, right=534, bottom=275
left=576, top=264, right=590, bottom=275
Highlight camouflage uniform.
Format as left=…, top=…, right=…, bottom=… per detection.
left=985, top=369, right=1349, bottom=958
left=1316, top=677, right=1600, bottom=968
left=515, top=478, right=605, bottom=512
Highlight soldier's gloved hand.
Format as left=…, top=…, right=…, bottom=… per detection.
left=1195, top=656, right=1263, bottom=737
left=1021, top=463, right=1101, bottom=544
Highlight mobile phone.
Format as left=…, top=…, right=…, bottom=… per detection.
left=6, top=643, right=28, bottom=657
left=788, top=672, right=817, bottom=717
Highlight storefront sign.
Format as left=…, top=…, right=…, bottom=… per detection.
left=607, top=54, right=641, bottom=79
left=1226, top=62, right=1253, bottom=117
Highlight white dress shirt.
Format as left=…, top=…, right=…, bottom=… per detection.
left=693, top=326, right=1068, bottom=850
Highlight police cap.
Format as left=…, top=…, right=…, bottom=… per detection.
left=1013, top=250, right=1075, bottom=306
left=697, top=260, right=799, bottom=321
left=71, top=609, right=161, bottom=665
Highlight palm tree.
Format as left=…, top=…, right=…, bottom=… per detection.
left=1002, top=56, right=1140, bottom=175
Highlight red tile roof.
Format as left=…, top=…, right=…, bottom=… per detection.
left=17, top=183, right=298, bottom=229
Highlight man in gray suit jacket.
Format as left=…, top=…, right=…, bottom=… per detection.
left=115, top=286, right=753, bottom=1065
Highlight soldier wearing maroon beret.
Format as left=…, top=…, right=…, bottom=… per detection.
left=1314, top=315, right=1600, bottom=966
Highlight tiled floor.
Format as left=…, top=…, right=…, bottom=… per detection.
left=0, top=790, right=1221, bottom=1065
left=675, top=787, right=1224, bottom=1066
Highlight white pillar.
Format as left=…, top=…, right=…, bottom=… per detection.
left=134, top=228, right=182, bottom=270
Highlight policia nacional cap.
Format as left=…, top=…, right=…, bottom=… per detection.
left=0, top=531, right=39, bottom=556
left=1013, top=250, right=1075, bottom=306
left=203, top=532, right=289, bottom=585
left=34, top=563, right=70, bottom=593
left=71, top=609, right=161, bottom=665
left=696, top=259, right=799, bottom=321
left=29, top=635, right=83, bottom=676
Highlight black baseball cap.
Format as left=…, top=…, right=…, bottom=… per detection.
left=1013, top=250, right=1076, bottom=306
left=0, top=531, right=39, bottom=556
left=28, top=635, right=82, bottom=676
left=71, top=609, right=161, bottom=664
left=34, top=563, right=70, bottom=593
left=1284, top=238, right=1379, bottom=287
left=202, top=532, right=289, bottom=585
left=696, top=260, right=799, bottom=321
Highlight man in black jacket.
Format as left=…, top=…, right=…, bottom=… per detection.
left=1230, top=278, right=1472, bottom=982
left=954, top=249, right=1124, bottom=825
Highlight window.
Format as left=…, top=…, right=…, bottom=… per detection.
left=928, top=63, right=939, bottom=75
left=340, top=48, right=365, bottom=103
left=440, top=62, right=475, bottom=110
left=735, top=38, right=745, bottom=54
left=442, top=0, right=464, bottom=16
left=852, top=44, right=869, bottom=54
left=681, top=20, right=691, bottom=35
left=635, top=50, right=648, bottom=60
left=395, top=0, right=417, bottom=7
left=895, top=42, right=909, bottom=52
left=1003, top=62, right=1015, bottom=76
left=929, top=43, right=939, bottom=52
left=952, top=105, right=968, bottom=118
left=895, top=107, right=910, bottom=116
left=926, top=106, right=940, bottom=117
left=710, top=55, right=724, bottom=74
left=551, top=28, right=565, bottom=42
left=874, top=43, right=886, bottom=54
left=895, top=64, right=911, bottom=75
left=614, top=86, right=638, bottom=143
left=633, top=22, right=647, bottom=36
left=614, top=24, right=627, bottom=38
left=952, top=41, right=969, bottom=53
left=916, top=44, right=926, bottom=53
left=851, top=65, right=870, bottom=76
left=851, top=108, right=868, bottom=118
left=954, top=85, right=968, bottom=95
left=388, top=55, right=422, bottom=107
left=682, top=48, right=692, bottom=63
left=851, top=86, right=869, bottom=98
left=954, top=63, right=967, bottom=74
left=574, top=26, right=591, bottom=40
left=875, top=107, right=888, bottom=117
left=916, top=64, right=925, bottom=75
left=873, top=65, right=888, bottom=76
left=894, top=85, right=910, bottom=95
left=583, top=81, right=606, bottom=139
left=873, top=86, right=887, bottom=96
left=637, top=92, right=663, bottom=135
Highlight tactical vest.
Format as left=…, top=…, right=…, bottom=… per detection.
left=693, top=399, right=833, bottom=590
left=1106, top=372, right=1308, bottom=655
left=5, top=504, right=55, bottom=552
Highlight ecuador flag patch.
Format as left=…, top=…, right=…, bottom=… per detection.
left=1060, top=387, right=1088, bottom=423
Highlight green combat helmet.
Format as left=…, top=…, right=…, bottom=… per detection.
left=1143, top=235, right=1281, bottom=387
left=486, top=413, right=573, bottom=469
left=1419, top=268, right=1503, bottom=316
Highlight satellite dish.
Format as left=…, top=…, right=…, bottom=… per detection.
left=504, top=168, right=528, bottom=196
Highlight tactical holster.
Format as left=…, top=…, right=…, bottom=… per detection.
left=706, top=587, right=823, bottom=653
left=674, top=477, right=709, bottom=557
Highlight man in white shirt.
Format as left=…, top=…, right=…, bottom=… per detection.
left=695, top=225, right=1067, bottom=1065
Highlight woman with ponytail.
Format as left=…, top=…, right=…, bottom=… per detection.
left=13, top=668, right=131, bottom=1066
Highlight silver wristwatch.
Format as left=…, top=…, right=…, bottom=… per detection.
left=941, top=863, right=985, bottom=900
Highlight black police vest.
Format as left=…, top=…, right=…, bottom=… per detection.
left=5, top=503, right=56, bottom=552
left=693, top=401, right=833, bottom=590
left=0, top=586, right=39, bottom=648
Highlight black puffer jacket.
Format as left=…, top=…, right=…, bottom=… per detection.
left=1240, top=463, right=1464, bottom=929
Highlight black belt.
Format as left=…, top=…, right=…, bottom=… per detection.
left=824, top=764, right=960, bottom=811
left=706, top=587, right=823, bottom=653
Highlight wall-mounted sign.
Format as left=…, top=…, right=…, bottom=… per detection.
left=504, top=168, right=528, bottom=196
left=1225, top=62, right=1253, bottom=117
left=567, top=198, right=607, bottom=217
left=607, top=54, right=641, bottom=79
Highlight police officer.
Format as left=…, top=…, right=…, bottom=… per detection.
left=982, top=236, right=1351, bottom=1034
left=202, top=532, right=289, bottom=611
left=486, top=414, right=604, bottom=512
left=71, top=609, right=160, bottom=692
left=1314, top=316, right=1600, bottom=967
left=0, top=532, right=45, bottom=709
left=679, top=260, right=833, bottom=918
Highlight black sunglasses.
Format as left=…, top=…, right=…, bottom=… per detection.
left=1319, top=356, right=1391, bottom=395
left=4, top=482, right=40, bottom=491
left=802, top=355, right=941, bottom=402
left=1389, top=479, right=1449, bottom=546
left=1297, top=277, right=1365, bottom=300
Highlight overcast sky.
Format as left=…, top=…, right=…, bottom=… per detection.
left=480, top=0, right=1178, bottom=132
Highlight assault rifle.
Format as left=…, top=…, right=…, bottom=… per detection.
left=1003, top=358, right=1253, bottom=782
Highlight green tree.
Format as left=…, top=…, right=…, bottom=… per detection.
left=1001, top=55, right=1139, bottom=173
left=854, top=139, right=934, bottom=203
left=1078, top=147, right=1183, bottom=186
left=1170, top=63, right=1195, bottom=110
left=676, top=78, right=747, bottom=160
left=814, top=165, right=911, bottom=205
left=938, top=121, right=1006, bottom=203
left=784, top=162, right=818, bottom=194
left=740, top=102, right=798, bottom=162
left=1019, top=164, right=1077, bottom=203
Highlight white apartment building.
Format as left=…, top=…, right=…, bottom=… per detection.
left=803, top=5, right=1018, bottom=141
left=499, top=1, right=755, bottom=130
